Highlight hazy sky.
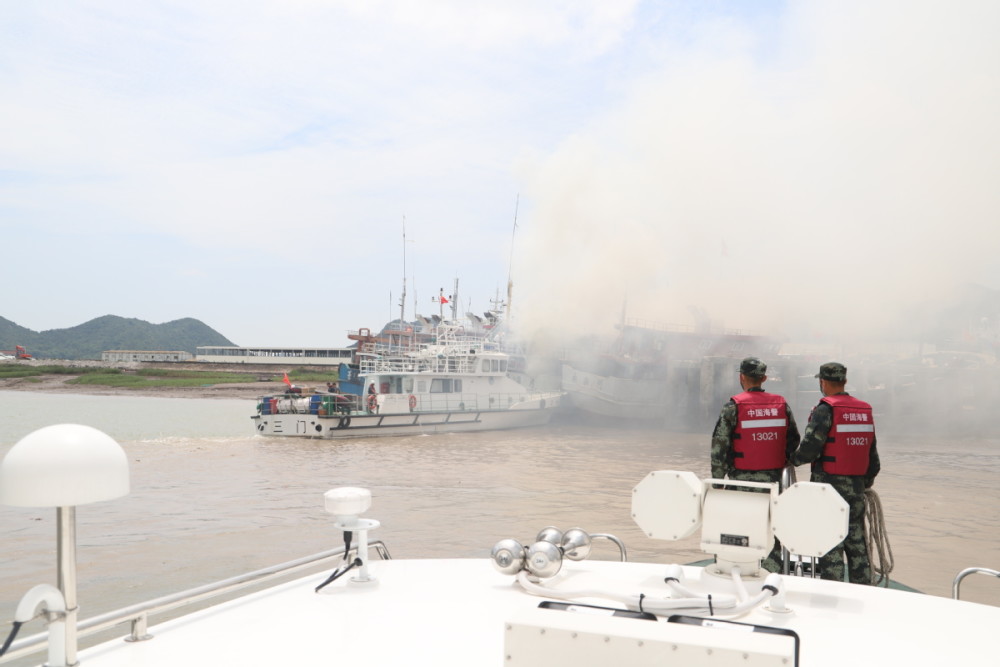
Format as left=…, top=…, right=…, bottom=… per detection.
left=3, top=1, right=997, bottom=347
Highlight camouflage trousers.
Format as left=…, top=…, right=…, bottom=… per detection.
left=722, top=469, right=785, bottom=574
left=814, top=476, right=872, bottom=585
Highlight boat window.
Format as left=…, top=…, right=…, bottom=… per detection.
left=482, top=359, right=490, bottom=372
left=431, top=379, right=454, bottom=393
left=454, top=379, right=462, bottom=392
left=404, top=378, right=414, bottom=393
left=500, top=360, right=507, bottom=372
left=491, top=359, right=499, bottom=372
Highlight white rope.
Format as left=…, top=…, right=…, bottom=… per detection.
left=864, top=488, right=894, bottom=586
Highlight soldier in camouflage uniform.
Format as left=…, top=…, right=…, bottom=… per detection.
left=710, top=357, right=800, bottom=573
left=792, top=362, right=880, bottom=584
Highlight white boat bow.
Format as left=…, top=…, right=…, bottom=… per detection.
left=1, top=426, right=998, bottom=666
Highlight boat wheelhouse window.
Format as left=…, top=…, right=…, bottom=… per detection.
left=404, top=378, right=414, bottom=393
left=430, top=379, right=462, bottom=393
left=500, top=360, right=507, bottom=372
left=482, top=359, right=490, bottom=373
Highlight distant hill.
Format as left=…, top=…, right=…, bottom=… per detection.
left=0, top=315, right=236, bottom=360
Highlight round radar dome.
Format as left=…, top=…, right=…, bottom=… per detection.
left=0, top=424, right=129, bottom=508
left=324, top=487, right=372, bottom=517
left=631, top=470, right=703, bottom=541
left=772, top=481, right=849, bottom=558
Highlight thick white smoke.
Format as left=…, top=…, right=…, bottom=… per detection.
left=513, top=1, right=1000, bottom=351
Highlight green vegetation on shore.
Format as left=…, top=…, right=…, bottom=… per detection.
left=0, top=365, right=341, bottom=390
left=0, top=365, right=112, bottom=378
left=2, top=365, right=254, bottom=389
left=70, top=368, right=256, bottom=389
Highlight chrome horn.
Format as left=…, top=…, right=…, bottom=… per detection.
left=491, top=527, right=597, bottom=578
left=490, top=539, right=526, bottom=576
left=560, top=527, right=592, bottom=561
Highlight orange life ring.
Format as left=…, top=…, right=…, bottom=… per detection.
left=367, top=394, right=378, bottom=411
left=408, top=394, right=417, bottom=410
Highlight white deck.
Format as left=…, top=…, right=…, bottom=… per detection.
left=73, top=558, right=999, bottom=666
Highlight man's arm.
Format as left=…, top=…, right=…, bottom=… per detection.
left=865, top=435, right=880, bottom=488
left=710, top=401, right=737, bottom=479
left=784, top=407, right=801, bottom=464
left=792, top=402, right=832, bottom=466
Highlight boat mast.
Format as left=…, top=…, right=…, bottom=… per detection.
left=506, top=194, right=518, bottom=322
left=399, top=216, right=407, bottom=328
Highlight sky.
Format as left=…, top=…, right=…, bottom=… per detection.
left=2, top=0, right=998, bottom=349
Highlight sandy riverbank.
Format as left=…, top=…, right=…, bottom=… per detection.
left=0, top=361, right=289, bottom=400
left=0, top=375, right=280, bottom=400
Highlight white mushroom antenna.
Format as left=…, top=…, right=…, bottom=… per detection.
left=0, top=424, right=129, bottom=507
left=324, top=487, right=372, bottom=526
left=0, top=424, right=130, bottom=667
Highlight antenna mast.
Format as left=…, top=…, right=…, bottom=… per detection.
left=400, top=216, right=407, bottom=326
left=506, top=194, right=518, bottom=320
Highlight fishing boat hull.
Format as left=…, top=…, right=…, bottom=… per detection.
left=562, top=363, right=669, bottom=420
left=251, top=394, right=562, bottom=439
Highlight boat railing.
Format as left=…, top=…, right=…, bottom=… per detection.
left=0, top=541, right=393, bottom=664
left=361, top=353, right=490, bottom=375
left=952, top=566, right=1000, bottom=601
left=381, top=391, right=555, bottom=413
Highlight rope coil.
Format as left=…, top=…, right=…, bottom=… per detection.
left=864, top=488, right=894, bottom=586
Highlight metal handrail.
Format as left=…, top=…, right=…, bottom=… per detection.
left=0, top=541, right=392, bottom=663
left=590, top=533, right=628, bottom=562
left=952, top=567, right=1000, bottom=601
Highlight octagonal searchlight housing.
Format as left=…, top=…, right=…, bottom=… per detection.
left=0, top=424, right=129, bottom=507
left=772, top=481, right=849, bottom=557
left=631, top=470, right=703, bottom=541
left=632, top=470, right=852, bottom=577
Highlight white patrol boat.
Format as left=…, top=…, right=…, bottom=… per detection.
left=1, top=425, right=998, bottom=666
left=251, top=322, right=562, bottom=439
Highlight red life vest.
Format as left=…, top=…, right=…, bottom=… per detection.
left=820, top=394, right=875, bottom=475
left=731, top=391, right=789, bottom=470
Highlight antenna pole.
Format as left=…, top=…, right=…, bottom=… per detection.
left=400, top=216, right=407, bottom=325
left=506, top=194, right=518, bottom=321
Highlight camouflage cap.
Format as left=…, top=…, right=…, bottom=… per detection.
left=739, top=357, right=767, bottom=378
left=815, top=362, right=847, bottom=382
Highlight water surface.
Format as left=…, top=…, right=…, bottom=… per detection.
left=0, top=390, right=996, bottom=630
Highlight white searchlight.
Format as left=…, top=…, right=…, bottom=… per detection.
left=631, top=470, right=704, bottom=541
left=772, top=481, right=849, bottom=573
left=632, top=470, right=849, bottom=581
left=0, top=424, right=130, bottom=667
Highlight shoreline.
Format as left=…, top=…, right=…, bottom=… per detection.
left=0, top=359, right=328, bottom=400
left=0, top=375, right=284, bottom=401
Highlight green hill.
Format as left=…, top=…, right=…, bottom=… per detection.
left=0, top=315, right=236, bottom=360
